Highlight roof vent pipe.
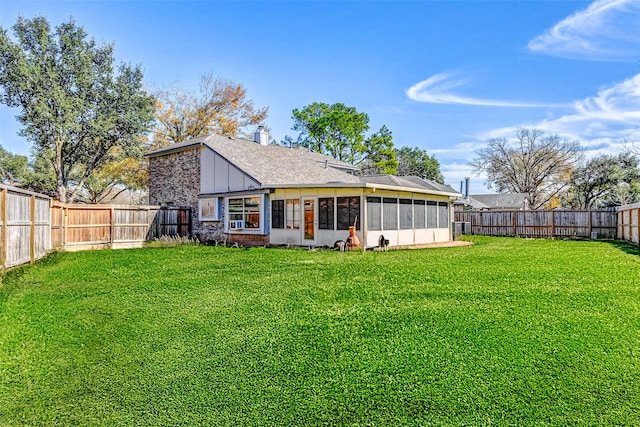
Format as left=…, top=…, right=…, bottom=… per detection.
left=254, top=125, right=269, bottom=146
left=465, top=177, right=470, bottom=199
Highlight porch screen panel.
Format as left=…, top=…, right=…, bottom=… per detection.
left=427, top=201, right=437, bottom=228
left=399, top=199, right=413, bottom=229
left=383, top=198, right=398, bottom=230
left=366, top=197, right=381, bottom=230
left=271, top=200, right=284, bottom=229
left=414, top=200, right=426, bottom=229
left=337, top=196, right=360, bottom=230
left=319, top=198, right=334, bottom=230
left=438, top=202, right=449, bottom=229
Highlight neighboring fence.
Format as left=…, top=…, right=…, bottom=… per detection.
left=1, top=184, right=191, bottom=269
left=617, top=203, right=639, bottom=244
left=0, top=185, right=51, bottom=269
left=454, top=209, right=618, bottom=239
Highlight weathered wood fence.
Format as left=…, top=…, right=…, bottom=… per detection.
left=1, top=185, right=191, bottom=270
left=617, top=203, right=640, bottom=244
left=454, top=209, right=618, bottom=239
left=0, top=185, right=51, bottom=269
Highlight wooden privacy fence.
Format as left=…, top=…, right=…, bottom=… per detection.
left=0, top=185, right=51, bottom=269
left=51, top=203, right=189, bottom=251
left=617, top=203, right=640, bottom=244
left=1, top=185, right=191, bottom=270
left=454, top=209, right=617, bottom=239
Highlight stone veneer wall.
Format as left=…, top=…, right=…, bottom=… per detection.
left=148, top=147, right=225, bottom=242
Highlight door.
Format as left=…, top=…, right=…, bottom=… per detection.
left=303, top=198, right=315, bottom=243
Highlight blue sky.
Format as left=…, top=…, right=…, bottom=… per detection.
left=1, top=0, right=640, bottom=194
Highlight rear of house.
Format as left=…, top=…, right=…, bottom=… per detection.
left=146, top=131, right=460, bottom=248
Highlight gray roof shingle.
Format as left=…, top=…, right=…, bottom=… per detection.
left=147, top=134, right=459, bottom=196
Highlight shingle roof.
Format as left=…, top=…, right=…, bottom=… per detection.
left=457, top=193, right=527, bottom=209
left=359, top=175, right=458, bottom=194
left=147, top=134, right=362, bottom=186
left=146, top=134, right=460, bottom=196
left=470, top=193, right=527, bottom=209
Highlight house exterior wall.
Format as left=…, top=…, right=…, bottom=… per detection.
left=148, top=147, right=224, bottom=242
left=269, top=187, right=454, bottom=248
left=201, top=149, right=260, bottom=194
left=362, top=189, right=452, bottom=248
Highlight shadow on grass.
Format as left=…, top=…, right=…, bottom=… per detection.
left=607, top=240, right=640, bottom=256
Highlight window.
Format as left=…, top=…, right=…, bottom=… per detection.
left=228, top=196, right=261, bottom=230
left=286, top=199, right=300, bottom=229
left=383, top=197, right=398, bottom=230
left=199, top=197, right=221, bottom=221
left=271, top=200, right=284, bottom=229
left=427, top=201, right=437, bottom=228
left=414, top=200, right=426, bottom=229
left=319, top=198, right=334, bottom=230
left=366, top=197, right=381, bottom=231
left=438, top=201, right=449, bottom=229
left=399, top=199, right=413, bottom=229
left=337, top=196, right=360, bottom=230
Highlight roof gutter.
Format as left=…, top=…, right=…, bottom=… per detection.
left=263, top=182, right=461, bottom=198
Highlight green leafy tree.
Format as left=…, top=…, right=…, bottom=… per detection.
left=563, top=152, right=640, bottom=208
left=0, top=145, right=28, bottom=185
left=290, top=102, right=396, bottom=173
left=0, top=16, right=155, bottom=202
left=396, top=146, right=444, bottom=183
left=471, top=128, right=581, bottom=209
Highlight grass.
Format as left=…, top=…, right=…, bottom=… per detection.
left=1, top=236, right=639, bottom=426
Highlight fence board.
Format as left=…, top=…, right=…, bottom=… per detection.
left=1, top=185, right=52, bottom=269
left=617, top=203, right=640, bottom=244
left=2, top=185, right=190, bottom=269
left=455, top=208, right=617, bottom=240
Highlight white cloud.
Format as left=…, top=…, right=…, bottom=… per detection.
left=406, top=73, right=565, bottom=107
left=528, top=0, right=640, bottom=60
left=475, top=73, right=640, bottom=160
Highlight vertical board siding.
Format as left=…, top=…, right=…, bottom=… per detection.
left=455, top=209, right=617, bottom=239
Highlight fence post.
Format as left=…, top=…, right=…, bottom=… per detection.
left=1, top=187, right=6, bottom=271
left=63, top=205, right=68, bottom=250
left=110, top=207, right=115, bottom=247
left=588, top=207, right=592, bottom=239
left=551, top=210, right=556, bottom=239
left=30, top=194, right=36, bottom=265
left=512, top=211, right=516, bottom=236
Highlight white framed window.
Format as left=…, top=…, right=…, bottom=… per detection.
left=199, top=197, right=221, bottom=221
left=286, top=199, right=300, bottom=229
left=227, top=195, right=262, bottom=231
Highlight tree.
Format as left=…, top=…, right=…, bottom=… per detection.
left=396, top=146, right=444, bottom=183
left=562, top=152, right=640, bottom=208
left=0, top=145, right=28, bottom=185
left=471, top=128, right=581, bottom=209
left=153, top=73, right=269, bottom=147
left=0, top=16, right=155, bottom=202
left=290, top=102, right=396, bottom=173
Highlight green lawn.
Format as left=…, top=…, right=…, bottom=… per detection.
left=1, top=237, right=639, bottom=426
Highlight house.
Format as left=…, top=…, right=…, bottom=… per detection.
left=455, top=194, right=528, bottom=210
left=146, top=129, right=461, bottom=248
left=453, top=177, right=528, bottom=211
